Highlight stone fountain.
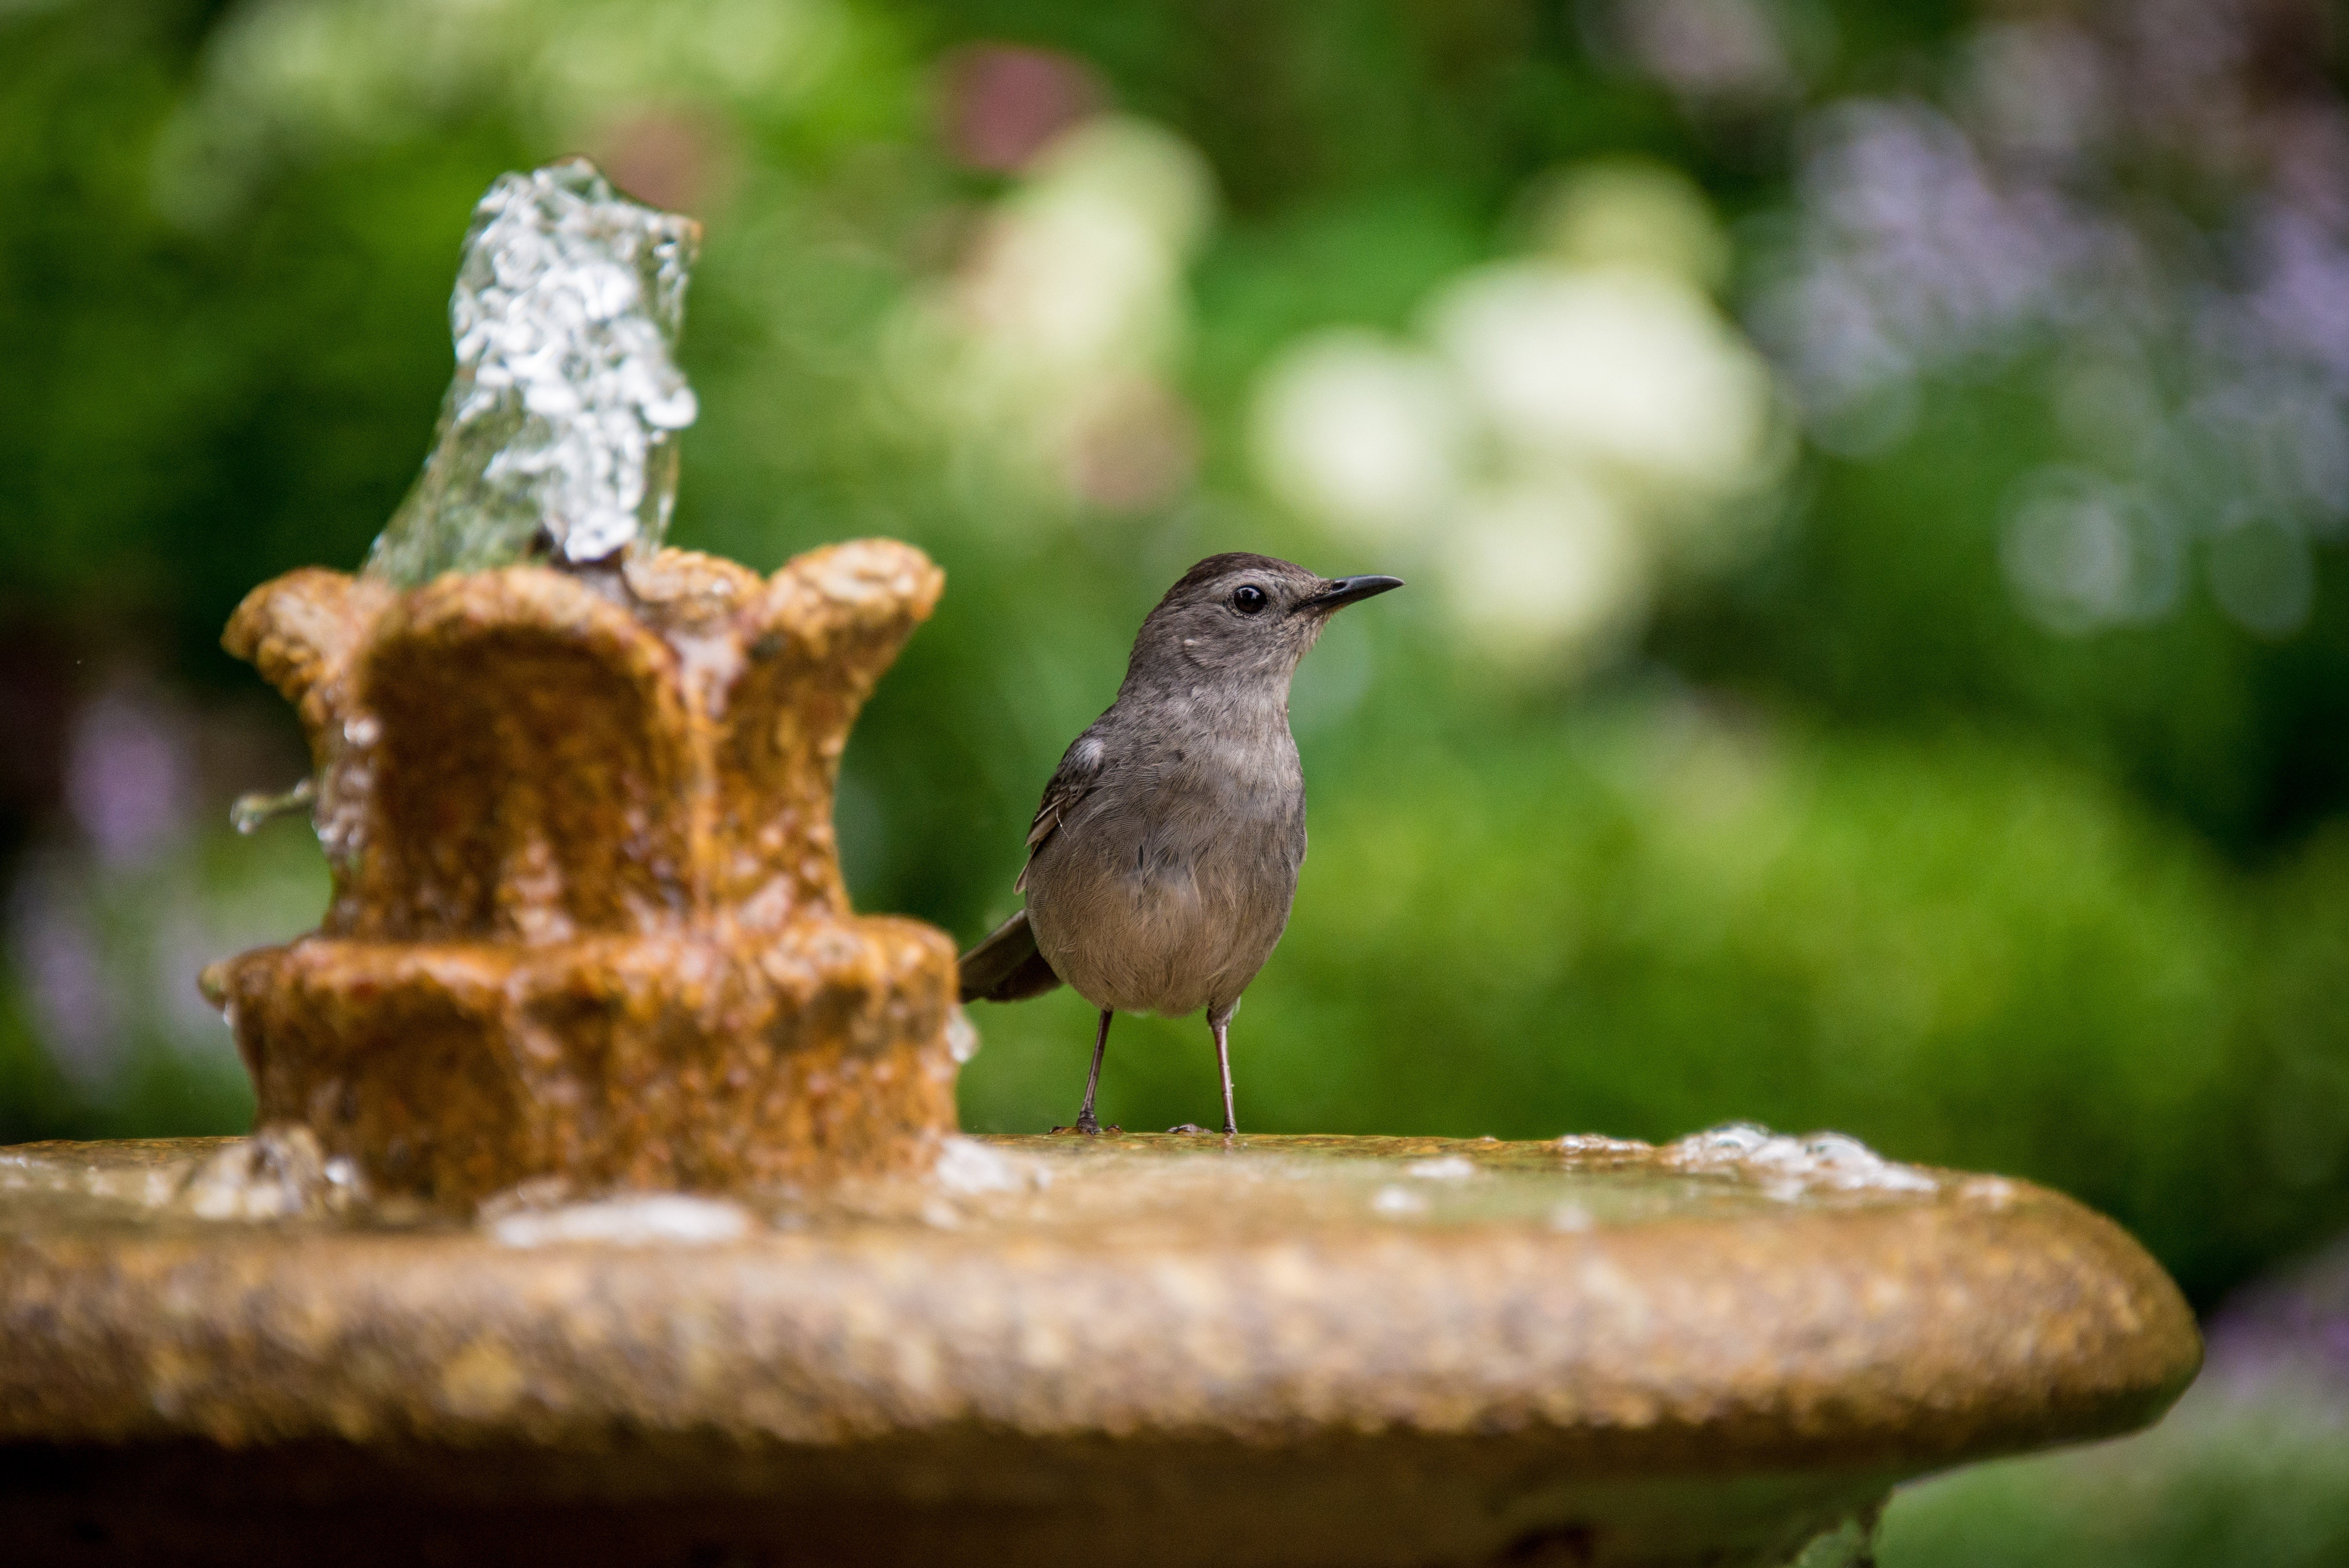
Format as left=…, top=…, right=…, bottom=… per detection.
left=0, top=163, right=2197, bottom=1566
left=196, top=161, right=960, bottom=1207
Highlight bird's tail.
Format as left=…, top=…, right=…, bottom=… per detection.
left=958, top=909, right=1065, bottom=1003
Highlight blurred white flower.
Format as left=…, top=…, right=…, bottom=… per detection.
left=1028, top=115, right=1214, bottom=258
left=2000, top=469, right=2182, bottom=635
left=1431, top=263, right=1775, bottom=497
left=1523, top=159, right=1731, bottom=288
left=1250, top=331, right=1466, bottom=545
left=1247, top=161, right=1786, bottom=673
left=947, top=126, right=1202, bottom=389
left=953, top=193, right=1171, bottom=379
left=1441, top=479, right=1648, bottom=664
left=895, top=115, right=1215, bottom=513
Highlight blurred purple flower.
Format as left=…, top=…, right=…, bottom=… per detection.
left=2247, top=202, right=2349, bottom=388
left=5, top=864, right=120, bottom=1088
left=1733, top=0, right=2349, bottom=632
left=1759, top=99, right=2140, bottom=422
left=63, top=681, right=193, bottom=868
left=2203, top=1230, right=2349, bottom=1398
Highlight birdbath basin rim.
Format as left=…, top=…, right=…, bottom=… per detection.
left=0, top=1129, right=2198, bottom=1566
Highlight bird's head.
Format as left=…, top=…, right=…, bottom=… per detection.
left=1127, top=552, right=1403, bottom=689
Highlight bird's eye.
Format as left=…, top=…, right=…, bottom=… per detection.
left=1232, top=585, right=1269, bottom=615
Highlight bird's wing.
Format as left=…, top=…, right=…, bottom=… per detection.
left=962, top=732, right=1107, bottom=1003
left=1016, top=731, right=1108, bottom=893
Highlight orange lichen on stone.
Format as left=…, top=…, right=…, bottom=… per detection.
left=213, top=541, right=956, bottom=1207
left=225, top=569, right=398, bottom=748
left=225, top=570, right=401, bottom=930
left=717, top=542, right=948, bottom=927
left=358, top=569, right=703, bottom=942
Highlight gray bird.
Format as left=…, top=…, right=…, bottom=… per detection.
left=957, top=553, right=1402, bottom=1135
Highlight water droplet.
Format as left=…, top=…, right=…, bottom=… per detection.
left=946, top=1007, right=981, bottom=1064
left=230, top=777, right=315, bottom=835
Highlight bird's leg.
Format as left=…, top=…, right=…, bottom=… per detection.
left=1073, top=1007, right=1114, bottom=1135
left=1211, top=1014, right=1238, bottom=1135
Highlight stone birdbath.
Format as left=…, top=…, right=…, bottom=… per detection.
left=0, top=165, right=2199, bottom=1567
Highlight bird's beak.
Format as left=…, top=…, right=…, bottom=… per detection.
left=1299, top=575, right=1405, bottom=613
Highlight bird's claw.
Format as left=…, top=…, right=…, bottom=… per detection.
left=1052, top=1117, right=1118, bottom=1136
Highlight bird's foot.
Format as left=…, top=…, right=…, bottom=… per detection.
left=1052, top=1116, right=1119, bottom=1136
left=1166, top=1123, right=1208, bottom=1134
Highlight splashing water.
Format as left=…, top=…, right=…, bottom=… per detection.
left=1554, top=1123, right=1942, bottom=1202
left=364, top=159, right=701, bottom=585
left=229, top=777, right=314, bottom=835
left=488, top=1194, right=754, bottom=1248
left=1662, top=1122, right=1940, bottom=1200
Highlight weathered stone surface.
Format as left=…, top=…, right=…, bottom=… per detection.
left=0, top=1131, right=2200, bottom=1566
left=208, top=542, right=956, bottom=1205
